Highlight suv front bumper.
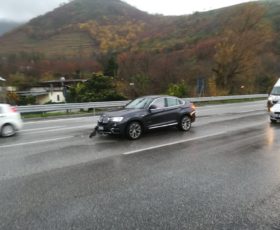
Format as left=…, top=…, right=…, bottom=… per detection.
left=96, top=121, right=126, bottom=135
left=270, top=112, right=280, bottom=122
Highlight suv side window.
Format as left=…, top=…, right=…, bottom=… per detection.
left=177, top=99, right=184, bottom=105
left=166, top=97, right=181, bottom=107
left=166, top=98, right=177, bottom=107
left=152, top=98, right=165, bottom=109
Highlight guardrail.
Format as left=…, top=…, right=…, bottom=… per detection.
left=18, top=94, right=268, bottom=114
left=188, top=94, right=268, bottom=102
left=18, top=101, right=129, bottom=114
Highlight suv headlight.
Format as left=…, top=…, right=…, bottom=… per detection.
left=110, top=117, right=124, bottom=122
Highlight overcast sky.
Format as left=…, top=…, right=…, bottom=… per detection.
left=0, top=0, right=256, bottom=22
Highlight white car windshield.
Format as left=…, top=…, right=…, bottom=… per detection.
left=271, top=86, right=280, bottom=95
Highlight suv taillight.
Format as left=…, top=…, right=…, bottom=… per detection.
left=191, top=103, right=196, bottom=110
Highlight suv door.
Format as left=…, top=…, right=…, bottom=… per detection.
left=146, top=97, right=180, bottom=129
left=146, top=98, right=166, bottom=129
left=164, top=97, right=183, bottom=123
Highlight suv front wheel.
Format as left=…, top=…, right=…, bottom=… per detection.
left=126, top=121, right=143, bottom=140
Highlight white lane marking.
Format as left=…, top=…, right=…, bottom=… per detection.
left=198, top=104, right=266, bottom=112
left=0, top=136, right=73, bottom=149
left=196, top=113, right=267, bottom=126
left=22, top=126, right=65, bottom=132
left=196, top=107, right=267, bottom=115
left=197, top=102, right=265, bottom=110
left=24, top=116, right=97, bottom=124
left=123, top=131, right=226, bottom=155
left=196, top=101, right=265, bottom=108
left=197, top=109, right=266, bottom=115
left=198, top=108, right=266, bottom=114
left=21, top=125, right=94, bottom=135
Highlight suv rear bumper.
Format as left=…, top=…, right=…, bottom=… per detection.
left=190, top=112, right=196, bottom=122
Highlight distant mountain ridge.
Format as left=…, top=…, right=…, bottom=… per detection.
left=0, top=0, right=153, bottom=57
left=1, top=0, right=274, bottom=58
left=29, top=0, right=148, bottom=31
left=0, top=20, right=22, bottom=36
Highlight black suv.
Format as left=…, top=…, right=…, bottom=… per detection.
left=94, top=95, right=196, bottom=140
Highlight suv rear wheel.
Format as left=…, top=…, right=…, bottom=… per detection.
left=271, top=119, right=277, bottom=124
left=178, top=115, right=191, bottom=131
left=126, top=121, right=142, bottom=140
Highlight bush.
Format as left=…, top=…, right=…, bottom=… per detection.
left=167, top=82, right=188, bottom=98
left=68, top=72, right=126, bottom=102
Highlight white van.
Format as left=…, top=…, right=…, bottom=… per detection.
left=267, top=78, right=280, bottom=110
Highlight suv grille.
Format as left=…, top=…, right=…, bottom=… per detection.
left=99, top=116, right=109, bottom=123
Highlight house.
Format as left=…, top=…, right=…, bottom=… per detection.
left=16, top=79, right=87, bottom=105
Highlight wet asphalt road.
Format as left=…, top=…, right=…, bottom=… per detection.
left=1, top=101, right=280, bottom=229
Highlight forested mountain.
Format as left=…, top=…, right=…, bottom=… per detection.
left=0, top=0, right=151, bottom=57
left=0, top=0, right=280, bottom=97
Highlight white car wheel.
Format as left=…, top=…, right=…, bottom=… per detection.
left=1, top=124, right=16, bottom=137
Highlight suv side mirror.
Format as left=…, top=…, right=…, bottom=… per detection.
left=149, top=104, right=157, bottom=111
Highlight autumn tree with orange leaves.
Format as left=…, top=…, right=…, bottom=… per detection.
left=212, top=3, right=272, bottom=94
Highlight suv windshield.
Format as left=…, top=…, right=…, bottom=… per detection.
left=125, top=97, right=154, bottom=109
left=271, top=86, right=280, bottom=95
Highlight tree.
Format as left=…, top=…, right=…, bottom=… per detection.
left=117, top=52, right=154, bottom=97
left=212, top=3, right=272, bottom=94
left=131, top=73, right=151, bottom=97
left=68, top=73, right=125, bottom=102
left=6, top=91, right=19, bottom=105
left=103, top=55, right=118, bottom=77
left=18, top=95, right=36, bottom=106
left=7, top=72, right=37, bottom=91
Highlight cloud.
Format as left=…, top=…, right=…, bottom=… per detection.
left=124, top=0, right=254, bottom=15
left=0, top=0, right=66, bottom=22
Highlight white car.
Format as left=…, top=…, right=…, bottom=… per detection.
left=270, top=102, right=280, bottom=123
left=267, top=78, right=280, bottom=110
left=0, top=104, right=23, bottom=137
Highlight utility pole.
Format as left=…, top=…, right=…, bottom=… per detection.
left=196, top=77, right=205, bottom=97
left=60, top=77, right=66, bottom=103
left=0, top=76, right=6, bottom=103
